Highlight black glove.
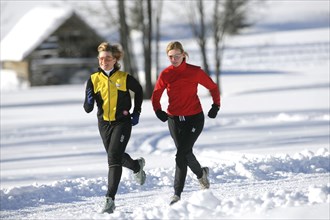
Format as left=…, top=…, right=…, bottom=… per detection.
left=86, top=87, right=94, bottom=104
left=208, top=104, right=220, bottom=118
left=131, top=111, right=140, bottom=126
left=155, top=110, right=168, bottom=122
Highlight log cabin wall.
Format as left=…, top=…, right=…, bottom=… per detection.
left=26, top=13, right=104, bottom=86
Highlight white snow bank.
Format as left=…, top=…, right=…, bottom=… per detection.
left=1, top=148, right=329, bottom=219
left=149, top=185, right=330, bottom=220
left=0, top=69, right=29, bottom=91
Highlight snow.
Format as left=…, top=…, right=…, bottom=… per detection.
left=1, top=0, right=329, bottom=219
left=0, top=6, right=72, bottom=61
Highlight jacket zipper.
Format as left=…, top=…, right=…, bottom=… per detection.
left=108, top=76, right=111, bottom=123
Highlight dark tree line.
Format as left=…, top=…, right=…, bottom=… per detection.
left=74, top=0, right=253, bottom=99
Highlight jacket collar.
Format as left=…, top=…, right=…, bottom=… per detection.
left=169, top=59, right=187, bottom=72
left=98, top=67, right=118, bottom=77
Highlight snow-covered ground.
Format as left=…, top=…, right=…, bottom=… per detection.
left=1, top=1, right=329, bottom=219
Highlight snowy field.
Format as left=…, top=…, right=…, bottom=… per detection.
left=1, top=1, right=330, bottom=219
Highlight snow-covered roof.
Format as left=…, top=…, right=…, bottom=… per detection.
left=0, top=6, right=73, bottom=62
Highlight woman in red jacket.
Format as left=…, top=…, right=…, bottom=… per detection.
left=151, top=41, right=220, bottom=205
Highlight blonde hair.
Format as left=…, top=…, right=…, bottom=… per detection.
left=97, top=42, right=123, bottom=70
left=166, top=41, right=189, bottom=58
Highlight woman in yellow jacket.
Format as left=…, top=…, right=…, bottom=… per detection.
left=84, top=42, right=145, bottom=214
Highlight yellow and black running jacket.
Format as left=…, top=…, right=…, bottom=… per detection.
left=84, top=68, right=143, bottom=122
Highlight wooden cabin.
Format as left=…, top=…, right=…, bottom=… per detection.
left=1, top=6, right=105, bottom=86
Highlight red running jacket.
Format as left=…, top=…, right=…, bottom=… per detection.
left=152, top=60, right=220, bottom=116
